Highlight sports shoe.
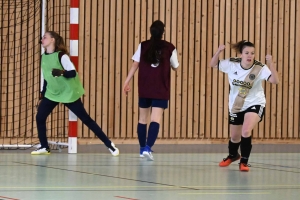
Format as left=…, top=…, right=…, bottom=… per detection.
left=108, top=142, right=119, bottom=156
left=140, top=147, right=145, bottom=158
left=142, top=145, right=154, bottom=161
left=239, top=163, right=251, bottom=172
left=31, top=147, right=51, bottom=155
left=219, top=153, right=241, bottom=167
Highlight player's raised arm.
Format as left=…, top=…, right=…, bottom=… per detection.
left=265, top=54, right=279, bottom=84
left=210, top=45, right=226, bottom=68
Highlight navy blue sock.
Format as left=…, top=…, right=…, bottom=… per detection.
left=146, top=122, right=160, bottom=148
left=137, top=123, right=147, bottom=147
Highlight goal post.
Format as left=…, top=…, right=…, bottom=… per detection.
left=68, top=0, right=80, bottom=153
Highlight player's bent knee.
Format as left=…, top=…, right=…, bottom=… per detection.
left=242, top=130, right=252, bottom=137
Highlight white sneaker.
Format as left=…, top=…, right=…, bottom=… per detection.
left=142, top=146, right=154, bottom=161
left=108, top=142, right=119, bottom=156
left=140, top=147, right=145, bottom=158
left=143, top=151, right=154, bottom=161
left=31, top=147, right=51, bottom=155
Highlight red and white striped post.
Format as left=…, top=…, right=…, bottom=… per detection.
left=68, top=0, right=79, bottom=153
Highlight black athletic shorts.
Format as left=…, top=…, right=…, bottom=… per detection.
left=229, top=105, right=265, bottom=125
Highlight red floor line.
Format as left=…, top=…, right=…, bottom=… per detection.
left=0, top=196, right=19, bottom=200
left=114, top=196, right=139, bottom=200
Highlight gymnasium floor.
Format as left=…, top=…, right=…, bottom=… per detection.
left=0, top=144, right=299, bottom=200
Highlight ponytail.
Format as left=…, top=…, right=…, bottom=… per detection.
left=143, top=20, right=165, bottom=64
left=231, top=40, right=255, bottom=54
left=46, top=31, right=69, bottom=55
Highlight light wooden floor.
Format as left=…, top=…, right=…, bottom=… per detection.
left=0, top=144, right=299, bottom=200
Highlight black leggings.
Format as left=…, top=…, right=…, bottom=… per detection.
left=36, top=98, right=111, bottom=149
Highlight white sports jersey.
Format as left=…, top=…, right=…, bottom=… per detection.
left=218, top=58, right=272, bottom=113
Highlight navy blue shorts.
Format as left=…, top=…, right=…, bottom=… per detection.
left=138, top=97, right=168, bottom=109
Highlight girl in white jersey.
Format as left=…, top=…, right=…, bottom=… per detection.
left=210, top=40, right=279, bottom=171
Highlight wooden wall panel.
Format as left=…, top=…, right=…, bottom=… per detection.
left=120, top=0, right=129, bottom=139
left=217, top=0, right=225, bottom=139
left=1, top=0, right=300, bottom=143
left=294, top=0, right=300, bottom=139
left=222, top=0, right=231, bottom=139
left=277, top=0, right=284, bottom=138
left=187, top=0, right=195, bottom=138
left=163, top=0, right=171, bottom=139
left=288, top=0, right=296, bottom=138
left=193, top=0, right=201, bottom=139
left=169, top=0, right=177, bottom=139
left=76, top=0, right=299, bottom=140
left=114, top=0, right=123, bottom=138
left=271, top=0, right=279, bottom=138
left=200, top=0, right=207, bottom=139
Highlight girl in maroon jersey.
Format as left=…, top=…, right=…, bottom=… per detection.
left=123, top=20, right=179, bottom=161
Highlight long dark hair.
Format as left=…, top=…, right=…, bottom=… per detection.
left=47, top=31, right=69, bottom=55
left=143, top=20, right=165, bottom=64
left=231, top=40, right=255, bottom=53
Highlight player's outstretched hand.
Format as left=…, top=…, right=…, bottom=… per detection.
left=52, top=68, right=64, bottom=77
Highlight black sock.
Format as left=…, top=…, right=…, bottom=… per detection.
left=137, top=123, right=147, bottom=147
left=228, top=140, right=241, bottom=158
left=240, top=136, right=252, bottom=164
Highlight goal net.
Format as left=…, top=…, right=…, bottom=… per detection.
left=0, top=0, right=70, bottom=150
